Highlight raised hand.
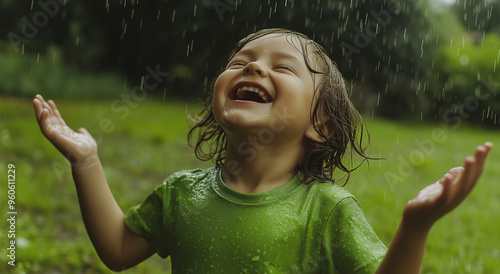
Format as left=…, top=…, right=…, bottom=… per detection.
left=402, top=142, right=493, bottom=231
left=33, top=94, right=98, bottom=166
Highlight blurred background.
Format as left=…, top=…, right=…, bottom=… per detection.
left=1, top=0, right=499, bottom=273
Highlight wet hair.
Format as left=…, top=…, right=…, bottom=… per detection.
left=188, top=28, right=373, bottom=185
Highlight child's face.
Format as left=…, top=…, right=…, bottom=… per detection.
left=213, top=34, right=321, bottom=142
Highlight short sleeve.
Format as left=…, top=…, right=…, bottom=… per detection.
left=125, top=182, right=172, bottom=258
left=320, top=196, right=387, bottom=273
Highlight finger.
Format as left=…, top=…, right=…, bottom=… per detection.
left=483, top=141, right=493, bottom=151
left=37, top=108, right=52, bottom=137
left=466, top=144, right=490, bottom=184
left=439, top=167, right=463, bottom=185
left=34, top=94, right=45, bottom=103
left=77, top=128, right=92, bottom=138
left=33, top=98, right=43, bottom=121
left=42, top=99, right=63, bottom=128
left=38, top=98, right=56, bottom=124
left=438, top=171, right=457, bottom=204
left=452, top=157, right=476, bottom=201
left=47, top=99, right=67, bottom=127
left=474, top=143, right=491, bottom=167
left=33, top=98, right=51, bottom=129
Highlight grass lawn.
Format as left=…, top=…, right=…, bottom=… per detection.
left=1, top=95, right=499, bottom=273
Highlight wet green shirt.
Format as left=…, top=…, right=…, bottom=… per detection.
left=125, top=168, right=387, bottom=273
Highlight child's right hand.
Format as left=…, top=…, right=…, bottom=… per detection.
left=33, top=94, right=98, bottom=167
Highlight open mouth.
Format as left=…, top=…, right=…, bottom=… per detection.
left=231, top=85, right=273, bottom=103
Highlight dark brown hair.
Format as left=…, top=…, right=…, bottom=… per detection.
left=188, top=28, right=373, bottom=185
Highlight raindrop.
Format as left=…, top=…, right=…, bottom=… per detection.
left=157, top=10, right=161, bottom=20
left=172, top=9, right=176, bottom=23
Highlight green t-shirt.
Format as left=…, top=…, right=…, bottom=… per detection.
left=125, top=168, right=387, bottom=273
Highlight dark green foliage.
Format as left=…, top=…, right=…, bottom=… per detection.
left=1, top=0, right=499, bottom=125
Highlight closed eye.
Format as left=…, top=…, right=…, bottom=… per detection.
left=275, top=64, right=296, bottom=74
left=227, top=61, right=246, bottom=69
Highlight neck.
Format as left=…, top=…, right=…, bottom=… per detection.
left=221, top=135, right=304, bottom=194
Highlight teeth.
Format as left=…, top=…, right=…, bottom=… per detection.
left=236, top=86, right=270, bottom=102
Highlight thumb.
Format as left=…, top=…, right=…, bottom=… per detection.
left=77, top=128, right=92, bottom=137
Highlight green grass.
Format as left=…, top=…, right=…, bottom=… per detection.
left=1, top=96, right=499, bottom=273
left=0, top=50, right=128, bottom=99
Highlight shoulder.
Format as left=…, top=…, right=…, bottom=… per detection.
left=163, top=167, right=215, bottom=184
left=154, top=167, right=216, bottom=193
left=305, top=181, right=356, bottom=207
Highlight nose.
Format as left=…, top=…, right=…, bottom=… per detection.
left=243, top=62, right=267, bottom=76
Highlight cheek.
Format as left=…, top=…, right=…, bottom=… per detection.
left=213, top=71, right=231, bottom=97
left=212, top=76, right=226, bottom=123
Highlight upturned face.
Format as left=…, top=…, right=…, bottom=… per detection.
left=213, top=34, right=321, bottom=143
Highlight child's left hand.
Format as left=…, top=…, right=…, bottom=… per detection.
left=402, top=142, right=493, bottom=231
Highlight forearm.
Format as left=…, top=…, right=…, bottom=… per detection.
left=71, top=155, right=129, bottom=269
left=376, top=220, right=430, bottom=274
left=33, top=95, right=154, bottom=269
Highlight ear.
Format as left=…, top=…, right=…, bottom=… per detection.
left=304, top=118, right=332, bottom=143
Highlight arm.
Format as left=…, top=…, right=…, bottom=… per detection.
left=376, top=142, right=493, bottom=274
left=33, top=95, right=155, bottom=271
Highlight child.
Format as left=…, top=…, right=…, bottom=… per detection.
left=33, top=28, right=492, bottom=273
